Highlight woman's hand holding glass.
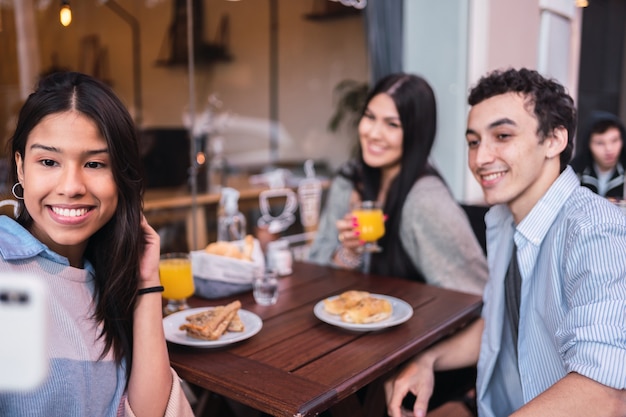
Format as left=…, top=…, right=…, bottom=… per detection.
left=334, top=212, right=364, bottom=269
left=336, top=213, right=363, bottom=250
left=334, top=201, right=386, bottom=271
left=351, top=201, right=385, bottom=253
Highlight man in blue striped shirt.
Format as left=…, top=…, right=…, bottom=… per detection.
left=385, top=68, right=626, bottom=417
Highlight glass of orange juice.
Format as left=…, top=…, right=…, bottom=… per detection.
left=352, top=201, right=385, bottom=253
left=159, top=252, right=195, bottom=316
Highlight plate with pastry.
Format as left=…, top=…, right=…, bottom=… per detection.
left=163, top=301, right=263, bottom=347
left=313, top=290, right=413, bottom=331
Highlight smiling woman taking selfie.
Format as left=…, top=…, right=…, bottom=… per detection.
left=308, top=73, right=487, bottom=296
left=0, top=72, right=193, bottom=417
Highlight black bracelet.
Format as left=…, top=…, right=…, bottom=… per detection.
left=137, top=285, right=164, bottom=295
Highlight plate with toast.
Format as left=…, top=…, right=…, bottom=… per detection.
left=314, top=291, right=413, bottom=331
left=163, top=302, right=262, bottom=347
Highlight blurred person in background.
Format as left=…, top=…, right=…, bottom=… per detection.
left=571, top=110, right=625, bottom=199
left=308, top=72, right=488, bottom=296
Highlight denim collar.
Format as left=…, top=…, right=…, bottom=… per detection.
left=0, top=215, right=95, bottom=274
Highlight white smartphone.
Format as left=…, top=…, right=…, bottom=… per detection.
left=0, top=273, right=48, bottom=391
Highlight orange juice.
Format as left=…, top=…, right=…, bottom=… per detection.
left=353, top=208, right=385, bottom=242
left=159, top=257, right=195, bottom=300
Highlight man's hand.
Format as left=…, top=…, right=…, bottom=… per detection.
left=385, top=354, right=436, bottom=417
left=385, top=319, right=484, bottom=417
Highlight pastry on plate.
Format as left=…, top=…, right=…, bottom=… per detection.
left=323, top=290, right=393, bottom=324
left=340, top=296, right=392, bottom=324
left=323, top=290, right=370, bottom=315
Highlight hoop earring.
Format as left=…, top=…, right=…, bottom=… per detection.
left=11, top=183, right=24, bottom=200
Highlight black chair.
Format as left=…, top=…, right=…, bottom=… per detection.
left=460, top=204, right=489, bottom=256
left=422, top=203, right=488, bottom=415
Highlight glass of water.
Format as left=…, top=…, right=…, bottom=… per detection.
left=253, top=269, right=279, bottom=306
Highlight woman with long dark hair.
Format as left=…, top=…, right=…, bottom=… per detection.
left=309, top=73, right=487, bottom=295
left=0, top=72, right=193, bottom=416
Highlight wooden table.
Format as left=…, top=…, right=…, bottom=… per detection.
left=167, top=262, right=482, bottom=417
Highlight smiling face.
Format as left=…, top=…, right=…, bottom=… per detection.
left=15, top=111, right=118, bottom=266
left=358, top=93, right=403, bottom=182
left=466, top=93, right=566, bottom=223
left=589, top=126, right=623, bottom=173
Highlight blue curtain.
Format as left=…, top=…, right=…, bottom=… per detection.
left=364, top=0, right=404, bottom=84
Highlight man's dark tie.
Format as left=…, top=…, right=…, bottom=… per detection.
left=504, top=243, right=522, bottom=355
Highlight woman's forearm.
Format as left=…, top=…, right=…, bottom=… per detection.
left=127, top=290, right=172, bottom=417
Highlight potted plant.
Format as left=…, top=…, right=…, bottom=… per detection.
left=327, top=79, right=369, bottom=134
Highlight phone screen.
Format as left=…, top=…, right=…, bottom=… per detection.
left=0, top=273, right=48, bottom=391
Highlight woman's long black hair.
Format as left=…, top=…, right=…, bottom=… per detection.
left=9, top=72, right=144, bottom=382
left=339, top=73, right=440, bottom=280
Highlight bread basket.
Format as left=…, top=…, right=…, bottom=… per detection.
left=190, top=238, right=265, bottom=299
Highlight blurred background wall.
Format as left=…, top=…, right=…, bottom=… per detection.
left=1, top=0, right=624, bottom=203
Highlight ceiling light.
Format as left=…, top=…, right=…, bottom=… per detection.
left=60, top=0, right=72, bottom=27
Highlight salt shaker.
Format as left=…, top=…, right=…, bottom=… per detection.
left=266, top=239, right=293, bottom=276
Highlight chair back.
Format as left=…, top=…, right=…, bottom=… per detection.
left=460, top=204, right=488, bottom=256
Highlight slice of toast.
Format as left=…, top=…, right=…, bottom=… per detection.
left=180, top=300, right=243, bottom=340
left=185, top=305, right=245, bottom=333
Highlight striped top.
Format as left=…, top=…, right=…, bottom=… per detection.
left=476, top=167, right=626, bottom=417
left=0, top=216, right=127, bottom=417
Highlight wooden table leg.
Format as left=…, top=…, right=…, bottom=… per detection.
left=328, top=378, right=387, bottom=417
left=363, top=378, right=387, bottom=417
left=329, top=394, right=366, bottom=417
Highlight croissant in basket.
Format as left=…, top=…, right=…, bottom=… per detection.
left=205, top=235, right=255, bottom=261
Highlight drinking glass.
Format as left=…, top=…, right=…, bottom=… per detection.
left=352, top=201, right=385, bottom=253
left=159, top=252, right=195, bottom=316
left=252, top=269, right=279, bottom=306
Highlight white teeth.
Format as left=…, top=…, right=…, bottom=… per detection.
left=369, top=145, right=386, bottom=154
left=52, top=207, right=88, bottom=217
left=482, top=172, right=504, bottom=181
